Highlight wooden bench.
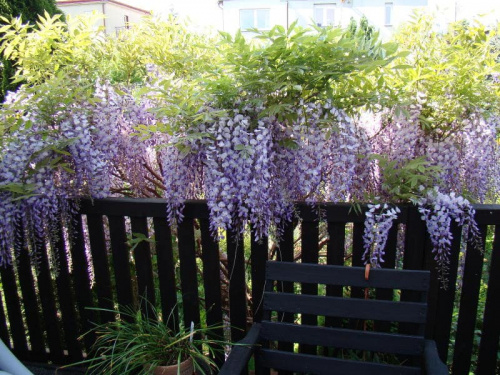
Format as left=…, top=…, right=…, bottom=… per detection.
left=219, top=261, right=448, bottom=375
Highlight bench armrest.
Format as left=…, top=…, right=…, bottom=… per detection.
left=219, top=323, right=262, bottom=375
left=424, top=340, right=448, bottom=375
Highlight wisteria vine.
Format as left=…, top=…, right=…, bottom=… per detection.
left=0, top=85, right=498, bottom=279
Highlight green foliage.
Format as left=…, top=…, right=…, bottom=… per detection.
left=0, top=0, right=64, bottom=101
left=346, top=15, right=376, bottom=42
left=6, top=0, right=64, bottom=23
left=0, top=12, right=97, bottom=85
left=370, top=155, right=442, bottom=202
left=215, top=21, right=402, bottom=122
left=75, top=302, right=224, bottom=374
left=392, top=12, right=500, bottom=140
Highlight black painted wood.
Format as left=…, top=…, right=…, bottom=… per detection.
left=130, top=216, right=156, bottom=309
left=51, top=218, right=82, bottom=362
left=199, top=218, right=224, bottom=368
left=250, top=227, right=267, bottom=324
left=261, top=321, right=425, bottom=355
left=108, top=215, right=134, bottom=311
left=433, top=223, right=461, bottom=362
left=78, top=198, right=500, bottom=224
left=266, top=262, right=430, bottom=290
left=86, top=214, right=115, bottom=324
left=14, top=223, right=45, bottom=361
left=452, top=225, right=487, bottom=375
left=0, top=261, right=28, bottom=357
left=423, top=233, right=440, bottom=340
left=33, top=233, right=64, bottom=362
left=177, top=218, right=201, bottom=329
left=476, top=225, right=500, bottom=375
left=300, top=219, right=319, bottom=355
left=153, top=217, right=179, bottom=332
left=264, top=292, right=428, bottom=323
left=227, top=229, right=247, bottom=344
left=400, top=207, right=427, bottom=337
left=326, top=222, right=345, bottom=331
left=80, top=198, right=210, bottom=219
left=257, top=349, right=421, bottom=375
left=276, top=221, right=295, bottom=375
left=375, top=224, right=398, bottom=333
left=67, top=213, right=96, bottom=350
left=350, top=221, right=366, bottom=332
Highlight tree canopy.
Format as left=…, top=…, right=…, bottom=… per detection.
left=0, top=0, right=64, bottom=101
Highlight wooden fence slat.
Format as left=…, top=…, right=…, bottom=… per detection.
left=79, top=198, right=210, bottom=219
left=375, top=224, right=398, bottom=333
left=401, top=208, right=427, bottom=337
left=476, top=225, right=500, bottom=375
left=33, top=233, right=64, bottom=363
left=423, top=233, right=440, bottom=340
left=51, top=219, right=83, bottom=362
left=250, top=228, right=267, bottom=324
left=227, top=229, right=247, bottom=344
left=108, top=216, right=134, bottom=310
left=200, top=219, right=224, bottom=367
left=326, top=222, right=346, bottom=331
left=349, top=222, right=365, bottom=332
left=433, top=223, right=461, bottom=362
left=130, top=217, right=156, bottom=310
left=14, top=223, right=45, bottom=361
left=276, top=220, right=295, bottom=375
left=0, top=262, right=28, bottom=357
left=67, top=213, right=96, bottom=350
left=300, top=219, right=319, bottom=355
left=86, top=214, right=115, bottom=324
left=452, top=225, right=488, bottom=375
left=153, top=217, right=179, bottom=332
left=177, top=218, right=201, bottom=330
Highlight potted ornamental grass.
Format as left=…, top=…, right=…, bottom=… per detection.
left=78, top=301, right=225, bottom=375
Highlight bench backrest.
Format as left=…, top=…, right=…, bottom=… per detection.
left=258, top=261, right=431, bottom=375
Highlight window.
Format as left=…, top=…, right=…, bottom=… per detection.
left=124, top=15, right=130, bottom=29
left=314, top=4, right=336, bottom=27
left=240, top=9, right=270, bottom=30
left=385, top=2, right=393, bottom=26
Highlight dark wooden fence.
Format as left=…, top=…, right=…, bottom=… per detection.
left=0, top=198, right=499, bottom=374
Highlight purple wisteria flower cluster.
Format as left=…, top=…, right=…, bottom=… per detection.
left=0, top=80, right=498, bottom=277
left=0, top=82, right=152, bottom=266
left=159, top=102, right=361, bottom=240
left=362, top=101, right=497, bottom=275
left=417, top=189, right=481, bottom=284
left=362, top=204, right=401, bottom=268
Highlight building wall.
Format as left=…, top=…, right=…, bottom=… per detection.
left=57, top=2, right=106, bottom=30
left=223, top=0, right=287, bottom=34
left=57, top=1, right=149, bottom=35
left=105, top=2, right=146, bottom=35
left=222, top=0, right=429, bottom=39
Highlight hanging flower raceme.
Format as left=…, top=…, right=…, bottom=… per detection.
left=362, top=203, right=401, bottom=268
left=0, top=82, right=152, bottom=266
left=159, top=102, right=363, bottom=240
left=417, top=188, right=481, bottom=285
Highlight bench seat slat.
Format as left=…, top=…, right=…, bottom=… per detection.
left=261, top=321, right=425, bottom=355
left=257, top=349, right=421, bottom=375
left=266, top=262, right=430, bottom=291
left=264, top=292, right=427, bottom=323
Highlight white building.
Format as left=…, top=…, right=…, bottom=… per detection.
left=56, top=0, right=150, bottom=35
left=220, top=0, right=500, bottom=39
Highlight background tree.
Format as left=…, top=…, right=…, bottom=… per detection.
left=0, top=0, right=64, bottom=101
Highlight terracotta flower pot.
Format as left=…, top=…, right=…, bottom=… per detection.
left=149, top=357, right=194, bottom=375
